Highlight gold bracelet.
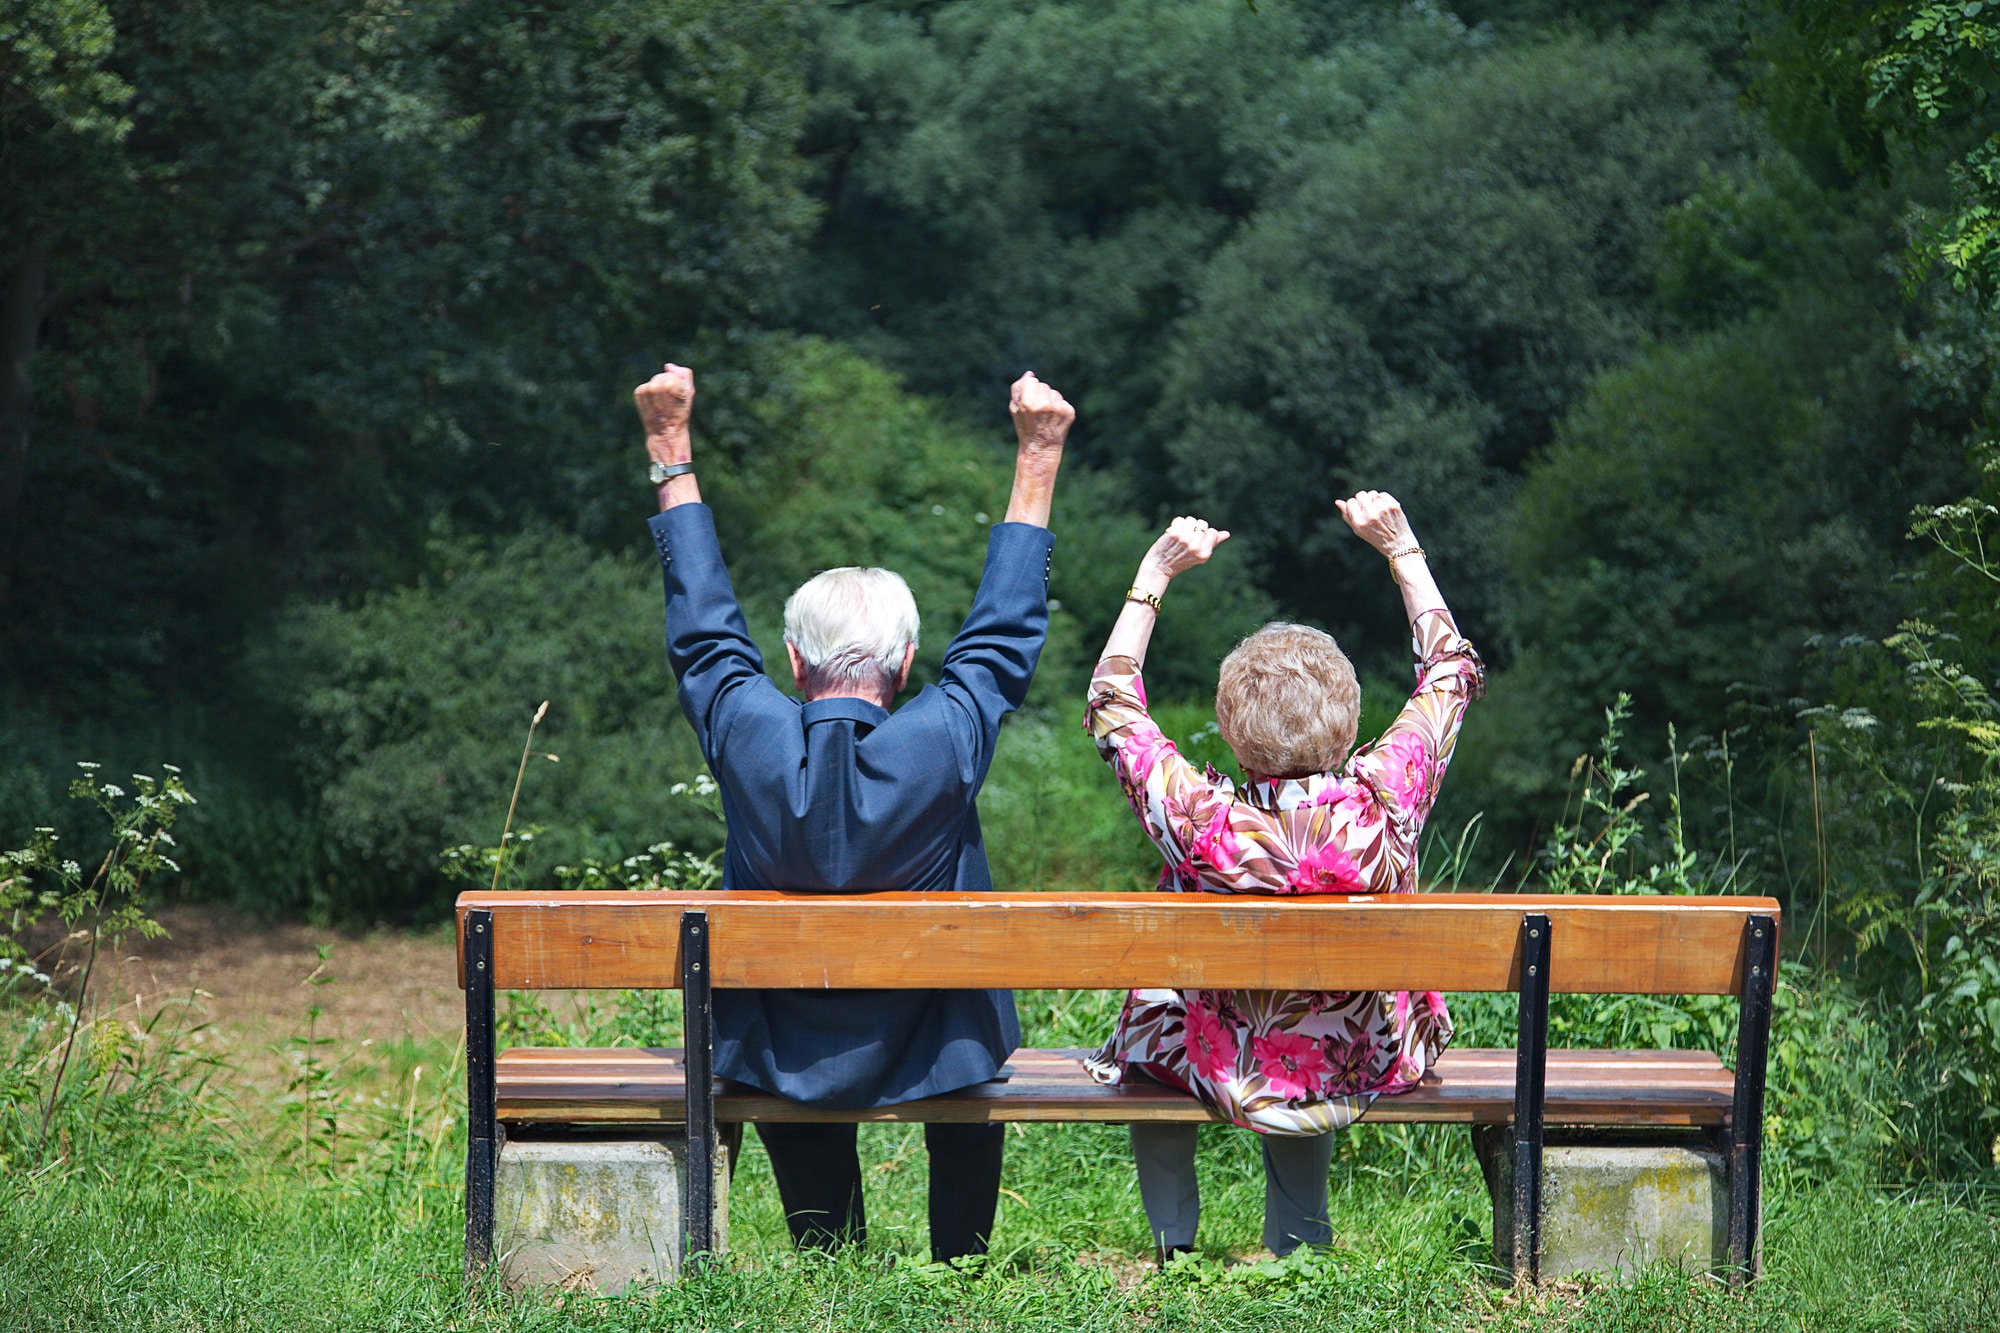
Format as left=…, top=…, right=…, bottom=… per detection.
left=1125, top=586, right=1164, bottom=612
left=1385, top=544, right=1425, bottom=563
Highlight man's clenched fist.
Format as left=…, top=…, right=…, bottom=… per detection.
left=635, top=363, right=695, bottom=448
left=1008, top=372, right=1074, bottom=457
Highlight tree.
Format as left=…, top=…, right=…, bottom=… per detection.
left=795, top=0, right=1471, bottom=471
left=1160, top=32, right=1758, bottom=659
left=0, top=0, right=818, bottom=702
left=0, top=0, right=133, bottom=576
left=1779, top=0, right=2000, bottom=304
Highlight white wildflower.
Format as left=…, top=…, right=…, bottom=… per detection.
left=61, top=860, right=81, bottom=877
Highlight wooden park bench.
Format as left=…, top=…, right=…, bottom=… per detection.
left=456, top=890, right=1778, bottom=1287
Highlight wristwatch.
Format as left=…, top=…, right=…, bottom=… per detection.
left=648, top=460, right=695, bottom=485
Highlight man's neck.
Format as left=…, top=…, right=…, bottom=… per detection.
left=802, top=686, right=894, bottom=710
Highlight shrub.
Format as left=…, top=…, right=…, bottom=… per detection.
left=250, top=525, right=710, bottom=921
left=1804, top=471, right=2000, bottom=1173
left=2, top=763, right=193, bottom=1169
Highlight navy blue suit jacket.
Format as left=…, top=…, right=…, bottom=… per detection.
left=648, top=504, right=1055, bottom=1109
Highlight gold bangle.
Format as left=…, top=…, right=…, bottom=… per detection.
left=1385, top=544, right=1425, bottom=563
left=1125, top=586, right=1164, bottom=612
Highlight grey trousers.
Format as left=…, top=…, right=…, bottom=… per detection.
left=1129, top=1123, right=1335, bottom=1257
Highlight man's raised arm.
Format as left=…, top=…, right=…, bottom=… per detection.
left=1000, top=372, right=1069, bottom=530
left=934, top=374, right=1073, bottom=761
left=638, top=364, right=765, bottom=756
left=639, top=364, right=703, bottom=513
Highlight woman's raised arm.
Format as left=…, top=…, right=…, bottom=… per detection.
left=1335, top=491, right=1444, bottom=628
left=1337, top=491, right=1484, bottom=830
left=1099, top=516, right=1231, bottom=668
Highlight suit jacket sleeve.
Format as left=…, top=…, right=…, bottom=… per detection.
left=934, top=522, right=1056, bottom=783
left=649, top=504, right=771, bottom=760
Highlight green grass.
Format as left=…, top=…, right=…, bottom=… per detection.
left=4, top=1085, right=1998, bottom=1331
left=5, top=986, right=1999, bottom=1332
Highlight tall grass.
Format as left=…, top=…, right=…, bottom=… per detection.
left=3, top=982, right=1998, bottom=1332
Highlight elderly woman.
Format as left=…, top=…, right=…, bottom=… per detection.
left=1081, top=492, right=1484, bottom=1261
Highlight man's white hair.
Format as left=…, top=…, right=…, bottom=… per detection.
left=783, top=566, right=920, bottom=697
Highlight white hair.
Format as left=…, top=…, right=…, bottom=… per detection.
left=783, top=566, right=920, bottom=698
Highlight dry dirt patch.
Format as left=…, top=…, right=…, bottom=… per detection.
left=69, top=905, right=464, bottom=1088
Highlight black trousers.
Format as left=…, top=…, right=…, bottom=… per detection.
left=754, top=1120, right=1005, bottom=1263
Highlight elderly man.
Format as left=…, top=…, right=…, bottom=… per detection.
left=635, top=361, right=1071, bottom=1264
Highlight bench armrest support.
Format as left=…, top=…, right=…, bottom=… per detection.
left=683, top=911, right=716, bottom=1267
left=1728, top=914, right=1776, bottom=1285
left=465, top=908, right=498, bottom=1284
left=1511, top=914, right=1551, bottom=1284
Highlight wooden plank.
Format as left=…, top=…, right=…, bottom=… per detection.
left=455, top=891, right=1781, bottom=995
left=494, top=1046, right=1735, bottom=1128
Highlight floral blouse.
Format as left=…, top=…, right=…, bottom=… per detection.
left=1082, top=609, right=1485, bottom=1135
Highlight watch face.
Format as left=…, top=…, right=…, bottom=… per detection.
left=648, top=461, right=669, bottom=484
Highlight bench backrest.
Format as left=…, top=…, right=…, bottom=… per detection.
left=453, top=891, right=1781, bottom=995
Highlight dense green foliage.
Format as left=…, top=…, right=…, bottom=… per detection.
left=2, top=0, right=816, bottom=704
left=5, top=0, right=2000, bottom=1181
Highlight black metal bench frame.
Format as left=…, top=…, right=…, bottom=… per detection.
left=460, top=904, right=1775, bottom=1287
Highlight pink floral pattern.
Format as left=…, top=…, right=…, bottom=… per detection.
left=1182, top=998, right=1240, bottom=1082
left=1082, top=609, right=1485, bottom=1135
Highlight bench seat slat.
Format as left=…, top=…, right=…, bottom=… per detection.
left=495, top=1047, right=1735, bottom=1128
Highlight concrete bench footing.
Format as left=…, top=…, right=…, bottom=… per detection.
left=496, top=1127, right=730, bottom=1293
left=1473, top=1126, right=1754, bottom=1281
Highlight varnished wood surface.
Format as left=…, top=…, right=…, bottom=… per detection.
left=494, top=1046, right=1737, bottom=1127
left=454, top=891, right=1780, bottom=995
